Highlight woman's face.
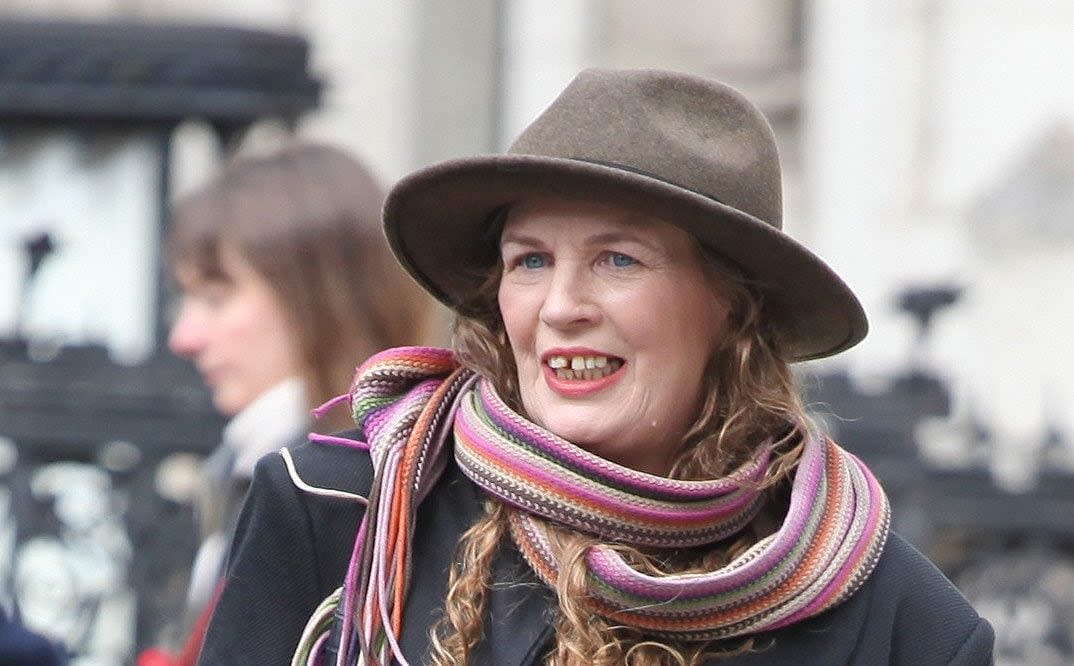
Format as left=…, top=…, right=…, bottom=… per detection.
left=168, top=245, right=301, bottom=417
left=498, top=198, right=732, bottom=475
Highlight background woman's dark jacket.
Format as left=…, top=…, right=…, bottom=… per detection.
left=197, top=435, right=994, bottom=665
left=0, top=607, right=67, bottom=665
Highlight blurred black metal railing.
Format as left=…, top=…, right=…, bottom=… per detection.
left=805, top=285, right=1074, bottom=664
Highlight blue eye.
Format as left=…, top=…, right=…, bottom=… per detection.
left=610, top=253, right=636, bottom=267
left=522, top=253, right=546, bottom=269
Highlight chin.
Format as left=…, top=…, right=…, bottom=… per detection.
left=545, top=420, right=611, bottom=452
left=212, top=393, right=243, bottom=418
left=527, top=394, right=616, bottom=444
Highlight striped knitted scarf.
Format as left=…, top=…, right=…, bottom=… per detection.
left=293, top=347, right=890, bottom=665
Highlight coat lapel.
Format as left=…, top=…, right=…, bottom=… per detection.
left=475, top=543, right=556, bottom=665
left=399, top=463, right=556, bottom=665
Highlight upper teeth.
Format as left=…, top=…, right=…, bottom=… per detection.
left=547, top=355, right=611, bottom=369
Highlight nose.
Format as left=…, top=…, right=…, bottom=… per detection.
left=538, top=263, right=600, bottom=330
left=167, top=299, right=206, bottom=359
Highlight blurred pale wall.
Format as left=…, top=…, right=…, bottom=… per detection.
left=2, top=0, right=1073, bottom=468
left=805, top=0, right=1074, bottom=475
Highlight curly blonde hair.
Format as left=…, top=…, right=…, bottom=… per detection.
left=429, top=239, right=814, bottom=665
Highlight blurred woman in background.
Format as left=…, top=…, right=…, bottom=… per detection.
left=156, top=143, right=437, bottom=666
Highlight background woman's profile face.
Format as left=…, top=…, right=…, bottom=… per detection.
left=167, top=245, right=301, bottom=417
left=497, top=198, right=731, bottom=475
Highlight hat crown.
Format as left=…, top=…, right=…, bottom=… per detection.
left=508, top=68, right=783, bottom=229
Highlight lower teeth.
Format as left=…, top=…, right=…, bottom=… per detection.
left=555, top=367, right=615, bottom=380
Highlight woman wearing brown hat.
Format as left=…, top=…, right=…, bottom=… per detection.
left=197, top=70, right=993, bottom=665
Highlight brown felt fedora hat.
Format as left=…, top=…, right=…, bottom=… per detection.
left=384, top=68, right=867, bottom=361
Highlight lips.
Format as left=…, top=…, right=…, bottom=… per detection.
left=540, top=349, right=625, bottom=396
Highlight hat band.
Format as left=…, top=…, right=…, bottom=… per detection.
left=571, top=157, right=727, bottom=207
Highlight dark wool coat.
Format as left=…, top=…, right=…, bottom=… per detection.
left=197, top=435, right=994, bottom=665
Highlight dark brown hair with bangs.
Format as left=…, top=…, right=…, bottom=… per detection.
left=167, top=143, right=437, bottom=429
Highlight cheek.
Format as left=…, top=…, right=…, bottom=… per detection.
left=228, top=297, right=294, bottom=365
left=679, top=272, right=731, bottom=333
left=498, top=288, right=536, bottom=351
left=642, top=281, right=728, bottom=365
left=257, top=307, right=299, bottom=360
left=223, top=310, right=270, bottom=354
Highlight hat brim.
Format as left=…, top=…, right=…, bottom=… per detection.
left=384, top=154, right=867, bottom=361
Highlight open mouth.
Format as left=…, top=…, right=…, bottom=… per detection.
left=544, top=354, right=624, bottom=380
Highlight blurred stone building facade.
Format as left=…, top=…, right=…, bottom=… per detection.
left=4, top=0, right=1072, bottom=464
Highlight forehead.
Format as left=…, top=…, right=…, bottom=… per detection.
left=500, top=198, right=692, bottom=248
